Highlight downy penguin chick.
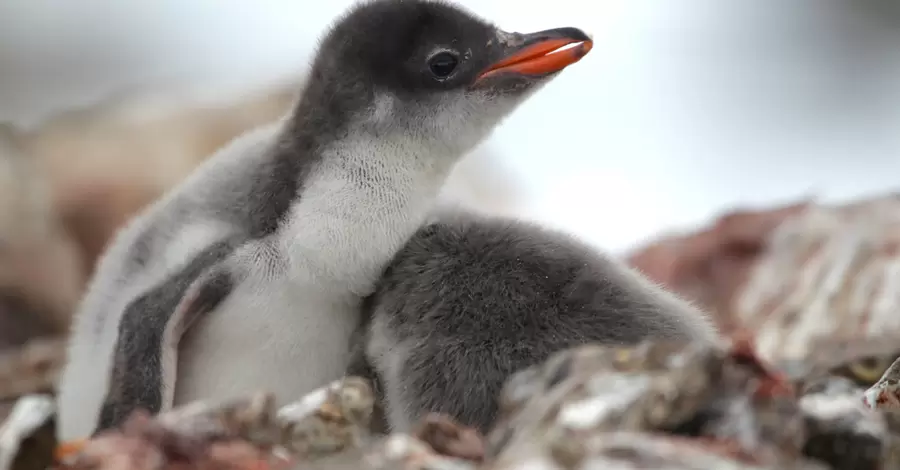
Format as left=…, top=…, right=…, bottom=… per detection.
left=55, top=0, right=594, bottom=441
left=354, top=209, right=719, bottom=433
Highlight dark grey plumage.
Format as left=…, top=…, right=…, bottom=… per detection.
left=354, top=210, right=719, bottom=433
left=97, top=236, right=240, bottom=431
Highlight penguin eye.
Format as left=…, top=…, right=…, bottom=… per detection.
left=428, top=52, right=459, bottom=80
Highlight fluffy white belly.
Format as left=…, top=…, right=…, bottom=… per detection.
left=174, top=277, right=360, bottom=408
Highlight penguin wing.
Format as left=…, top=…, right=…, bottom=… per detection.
left=95, top=238, right=238, bottom=434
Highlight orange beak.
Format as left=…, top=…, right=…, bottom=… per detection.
left=55, top=439, right=88, bottom=464
left=476, top=27, right=592, bottom=82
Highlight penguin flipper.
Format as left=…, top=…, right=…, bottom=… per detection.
left=95, top=240, right=237, bottom=434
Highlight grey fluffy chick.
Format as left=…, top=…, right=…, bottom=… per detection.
left=350, top=209, right=719, bottom=434
left=56, top=0, right=594, bottom=441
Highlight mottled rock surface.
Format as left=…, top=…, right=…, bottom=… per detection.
left=864, top=356, right=900, bottom=409
left=0, top=336, right=895, bottom=470
left=630, top=195, right=900, bottom=364
left=0, top=395, right=55, bottom=470
left=485, top=338, right=900, bottom=470
left=0, top=338, right=65, bottom=424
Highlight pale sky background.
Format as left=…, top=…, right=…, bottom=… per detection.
left=1, top=0, right=899, bottom=253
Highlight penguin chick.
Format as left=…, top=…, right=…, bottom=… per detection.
left=56, top=0, right=594, bottom=441
left=357, top=209, right=719, bottom=434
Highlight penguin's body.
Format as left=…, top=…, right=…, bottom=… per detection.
left=353, top=209, right=719, bottom=434
left=56, top=0, right=594, bottom=441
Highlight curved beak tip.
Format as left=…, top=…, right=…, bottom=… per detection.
left=477, top=27, right=593, bottom=82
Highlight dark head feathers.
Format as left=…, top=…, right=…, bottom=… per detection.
left=313, top=0, right=497, bottom=94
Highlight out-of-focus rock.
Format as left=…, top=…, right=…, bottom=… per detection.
left=485, top=337, right=900, bottom=470
left=0, top=83, right=306, bottom=347
left=412, top=413, right=485, bottom=462
left=799, top=374, right=900, bottom=470
left=275, top=376, right=375, bottom=457
left=736, top=196, right=900, bottom=362
left=322, top=433, right=477, bottom=470
left=781, top=333, right=900, bottom=389
left=66, top=417, right=290, bottom=470
left=51, top=378, right=486, bottom=470
left=0, top=338, right=66, bottom=405
left=863, top=356, right=900, bottom=409
left=0, top=83, right=302, bottom=347
left=0, top=337, right=66, bottom=425
left=0, top=128, right=85, bottom=337
left=7, top=338, right=900, bottom=470
left=58, top=377, right=376, bottom=470
left=627, top=201, right=809, bottom=332
left=12, top=84, right=300, bottom=279
left=628, top=195, right=900, bottom=364
left=491, top=432, right=827, bottom=470
left=486, top=338, right=805, bottom=468
left=0, top=395, right=56, bottom=470
left=0, top=293, right=55, bottom=351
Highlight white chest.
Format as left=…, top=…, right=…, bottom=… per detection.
left=174, top=275, right=361, bottom=407
left=175, top=139, right=452, bottom=406
left=277, top=142, right=449, bottom=295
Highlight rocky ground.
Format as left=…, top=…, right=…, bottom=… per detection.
left=1, top=86, right=899, bottom=470
left=5, top=333, right=900, bottom=470
left=1, top=194, right=897, bottom=470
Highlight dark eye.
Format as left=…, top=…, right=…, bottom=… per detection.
left=428, top=52, right=459, bottom=79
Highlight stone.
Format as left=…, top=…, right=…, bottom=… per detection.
left=0, top=395, right=56, bottom=470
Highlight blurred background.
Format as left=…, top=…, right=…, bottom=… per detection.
left=0, top=0, right=899, bottom=392
left=3, top=0, right=900, bottom=251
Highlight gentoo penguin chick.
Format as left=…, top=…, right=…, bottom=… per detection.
left=55, top=0, right=594, bottom=441
left=352, top=209, right=719, bottom=433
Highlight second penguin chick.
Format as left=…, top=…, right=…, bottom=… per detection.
left=355, top=209, right=719, bottom=434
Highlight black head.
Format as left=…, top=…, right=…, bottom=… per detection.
left=295, top=0, right=592, bottom=160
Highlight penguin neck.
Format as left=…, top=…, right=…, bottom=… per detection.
left=276, top=126, right=458, bottom=296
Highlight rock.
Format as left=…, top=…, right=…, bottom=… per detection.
left=0, top=395, right=56, bottom=470
left=782, top=334, right=900, bottom=389
left=0, top=293, right=55, bottom=351
left=627, top=201, right=809, bottom=332
left=302, top=413, right=485, bottom=470
left=486, top=338, right=805, bottom=467
left=491, top=432, right=828, bottom=470
left=49, top=379, right=487, bottom=470
left=799, top=376, right=900, bottom=470
left=0, top=338, right=66, bottom=409
left=6, top=336, right=900, bottom=470
left=65, top=422, right=290, bottom=470
left=483, top=334, right=900, bottom=469
left=349, top=434, right=475, bottom=470
left=736, top=196, right=900, bottom=362
left=0, top=84, right=301, bottom=345
left=412, top=413, right=485, bottom=462
left=863, top=356, right=900, bottom=409
left=10, top=84, right=299, bottom=289
left=0, top=128, right=86, bottom=338
left=628, top=195, right=900, bottom=365
left=57, top=377, right=376, bottom=470
left=276, top=376, right=375, bottom=458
